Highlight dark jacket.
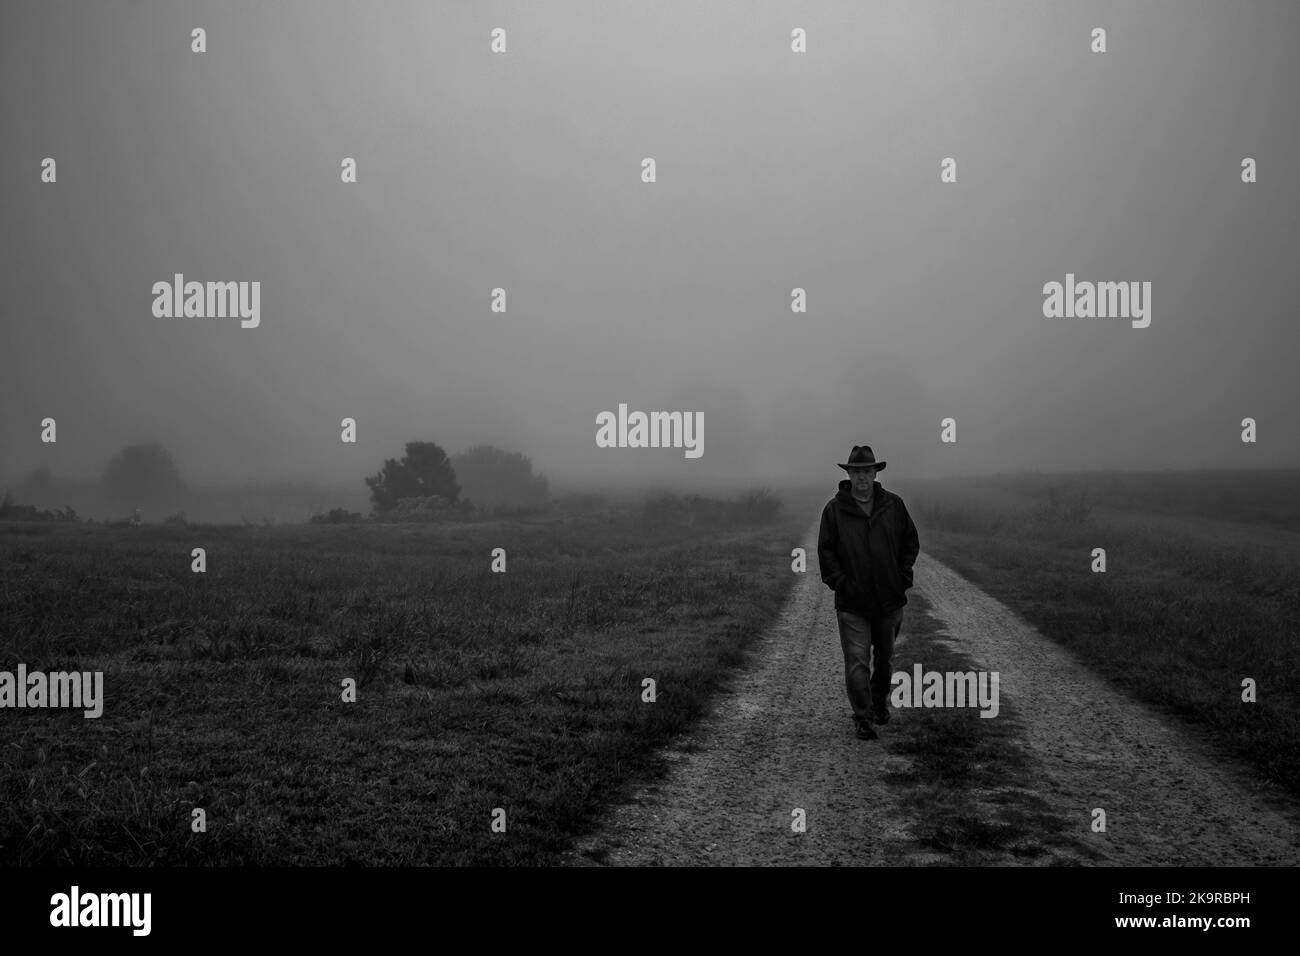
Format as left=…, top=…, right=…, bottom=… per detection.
left=818, top=479, right=920, bottom=615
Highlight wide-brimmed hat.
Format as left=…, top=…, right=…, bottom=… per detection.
left=837, top=445, right=887, bottom=472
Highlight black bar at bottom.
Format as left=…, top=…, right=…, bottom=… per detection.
left=0, top=865, right=1279, bottom=943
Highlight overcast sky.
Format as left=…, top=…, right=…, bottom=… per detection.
left=3, top=0, right=1297, bottom=491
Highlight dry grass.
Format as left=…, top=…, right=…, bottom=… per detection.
left=0, top=504, right=804, bottom=865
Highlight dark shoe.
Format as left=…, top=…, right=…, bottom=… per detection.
left=855, top=721, right=878, bottom=740
left=873, top=707, right=891, bottom=725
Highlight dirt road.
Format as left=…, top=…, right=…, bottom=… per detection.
left=568, top=529, right=1300, bottom=866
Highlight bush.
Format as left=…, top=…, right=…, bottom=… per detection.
left=383, top=495, right=476, bottom=523
left=102, top=443, right=186, bottom=512
left=365, top=441, right=460, bottom=515
left=309, top=507, right=367, bottom=525
left=0, top=493, right=79, bottom=522
left=450, top=445, right=549, bottom=513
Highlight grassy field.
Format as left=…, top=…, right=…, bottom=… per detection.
left=0, top=500, right=806, bottom=865
left=898, top=469, right=1300, bottom=797
left=7, top=469, right=1296, bottom=866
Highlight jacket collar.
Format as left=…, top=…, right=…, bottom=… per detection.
left=835, top=479, right=892, bottom=515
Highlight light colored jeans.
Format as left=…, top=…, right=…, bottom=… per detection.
left=836, top=607, right=903, bottom=724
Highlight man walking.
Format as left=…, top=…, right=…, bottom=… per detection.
left=817, top=445, right=920, bottom=740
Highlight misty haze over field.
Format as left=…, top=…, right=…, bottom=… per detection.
left=2, top=0, right=1298, bottom=501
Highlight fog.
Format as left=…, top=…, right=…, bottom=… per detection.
left=3, top=0, right=1297, bottom=505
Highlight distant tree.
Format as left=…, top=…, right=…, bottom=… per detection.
left=450, top=445, right=549, bottom=512
left=365, top=441, right=460, bottom=515
left=101, top=443, right=186, bottom=512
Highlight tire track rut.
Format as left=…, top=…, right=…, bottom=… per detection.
left=568, top=535, right=1300, bottom=865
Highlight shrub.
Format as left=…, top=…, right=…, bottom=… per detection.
left=450, top=445, right=549, bottom=513
left=384, top=495, right=476, bottom=523
left=365, top=441, right=460, bottom=515
left=102, top=443, right=186, bottom=512
left=0, top=493, right=80, bottom=522
left=309, top=507, right=367, bottom=525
